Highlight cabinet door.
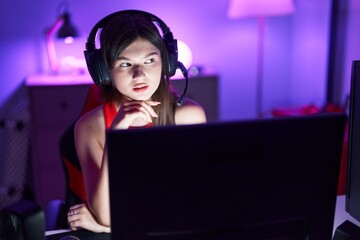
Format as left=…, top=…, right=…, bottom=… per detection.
left=171, top=74, right=218, bottom=122
left=27, top=84, right=90, bottom=208
left=28, top=85, right=90, bottom=127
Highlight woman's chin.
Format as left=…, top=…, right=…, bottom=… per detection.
left=131, top=94, right=152, bottom=101
left=124, top=95, right=149, bottom=101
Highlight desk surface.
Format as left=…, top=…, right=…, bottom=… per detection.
left=45, top=195, right=360, bottom=240
left=46, top=229, right=110, bottom=240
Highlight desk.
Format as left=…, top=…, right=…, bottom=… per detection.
left=333, top=194, right=360, bottom=236
left=46, top=229, right=110, bottom=240
left=44, top=196, right=359, bottom=239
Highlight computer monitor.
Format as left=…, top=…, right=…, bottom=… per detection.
left=106, top=113, right=346, bottom=240
left=346, top=60, right=360, bottom=222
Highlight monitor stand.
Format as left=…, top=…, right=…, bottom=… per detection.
left=333, top=220, right=360, bottom=240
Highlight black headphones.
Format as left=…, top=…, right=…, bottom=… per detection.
left=84, top=10, right=188, bottom=105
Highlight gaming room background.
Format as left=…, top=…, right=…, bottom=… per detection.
left=0, top=0, right=359, bottom=232
left=1, top=0, right=359, bottom=121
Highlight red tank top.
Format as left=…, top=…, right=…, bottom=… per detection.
left=103, top=101, right=117, bottom=129
left=103, top=101, right=153, bottom=129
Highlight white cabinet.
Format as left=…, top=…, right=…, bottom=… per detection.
left=26, top=74, right=92, bottom=208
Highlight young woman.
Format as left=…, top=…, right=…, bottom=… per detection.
left=66, top=11, right=207, bottom=232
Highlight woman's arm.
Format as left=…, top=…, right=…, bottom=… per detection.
left=89, top=145, right=111, bottom=226
left=73, top=100, right=159, bottom=227
left=74, top=107, right=111, bottom=227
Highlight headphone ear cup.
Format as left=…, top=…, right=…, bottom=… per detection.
left=84, top=49, right=111, bottom=86
left=164, top=38, right=178, bottom=77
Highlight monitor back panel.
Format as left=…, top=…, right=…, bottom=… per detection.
left=346, top=60, right=360, bottom=222
left=107, top=113, right=346, bottom=240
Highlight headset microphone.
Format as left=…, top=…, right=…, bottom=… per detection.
left=176, top=61, right=188, bottom=106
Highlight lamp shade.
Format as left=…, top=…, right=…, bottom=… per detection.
left=57, top=12, right=79, bottom=39
left=45, top=8, right=80, bottom=74
left=227, top=0, right=295, bottom=19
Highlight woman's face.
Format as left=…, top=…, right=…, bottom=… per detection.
left=110, top=38, right=162, bottom=101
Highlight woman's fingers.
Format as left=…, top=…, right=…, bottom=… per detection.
left=145, top=100, right=161, bottom=106
left=67, top=204, right=85, bottom=229
left=66, top=203, right=110, bottom=233
left=111, top=100, right=160, bottom=129
left=143, top=101, right=160, bottom=117
left=68, top=219, right=79, bottom=230
left=124, top=101, right=160, bottom=119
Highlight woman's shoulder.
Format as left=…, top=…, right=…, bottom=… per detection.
left=175, top=97, right=207, bottom=125
left=75, top=104, right=105, bottom=135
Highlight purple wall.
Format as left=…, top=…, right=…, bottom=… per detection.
left=0, top=0, right=359, bottom=121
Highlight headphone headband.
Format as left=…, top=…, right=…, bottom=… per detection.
left=84, top=9, right=188, bottom=105
left=85, top=10, right=171, bottom=51
left=84, top=9, right=178, bottom=86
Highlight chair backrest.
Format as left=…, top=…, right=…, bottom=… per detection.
left=60, top=122, right=87, bottom=203
left=56, top=84, right=103, bottom=229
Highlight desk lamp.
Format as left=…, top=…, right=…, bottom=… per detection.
left=46, top=3, right=79, bottom=74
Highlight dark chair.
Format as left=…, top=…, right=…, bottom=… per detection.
left=57, top=121, right=87, bottom=229
left=0, top=200, right=45, bottom=240
left=45, top=84, right=103, bottom=231
left=44, top=122, right=88, bottom=231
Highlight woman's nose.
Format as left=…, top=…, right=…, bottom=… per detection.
left=132, top=65, right=145, bottom=78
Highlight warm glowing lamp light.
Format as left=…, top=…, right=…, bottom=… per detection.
left=45, top=5, right=79, bottom=74
left=227, top=0, right=295, bottom=117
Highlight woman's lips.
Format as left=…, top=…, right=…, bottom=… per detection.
left=133, top=85, right=148, bottom=93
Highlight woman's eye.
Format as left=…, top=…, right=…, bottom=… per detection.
left=145, top=58, right=155, bottom=64
left=120, top=62, right=131, bottom=68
